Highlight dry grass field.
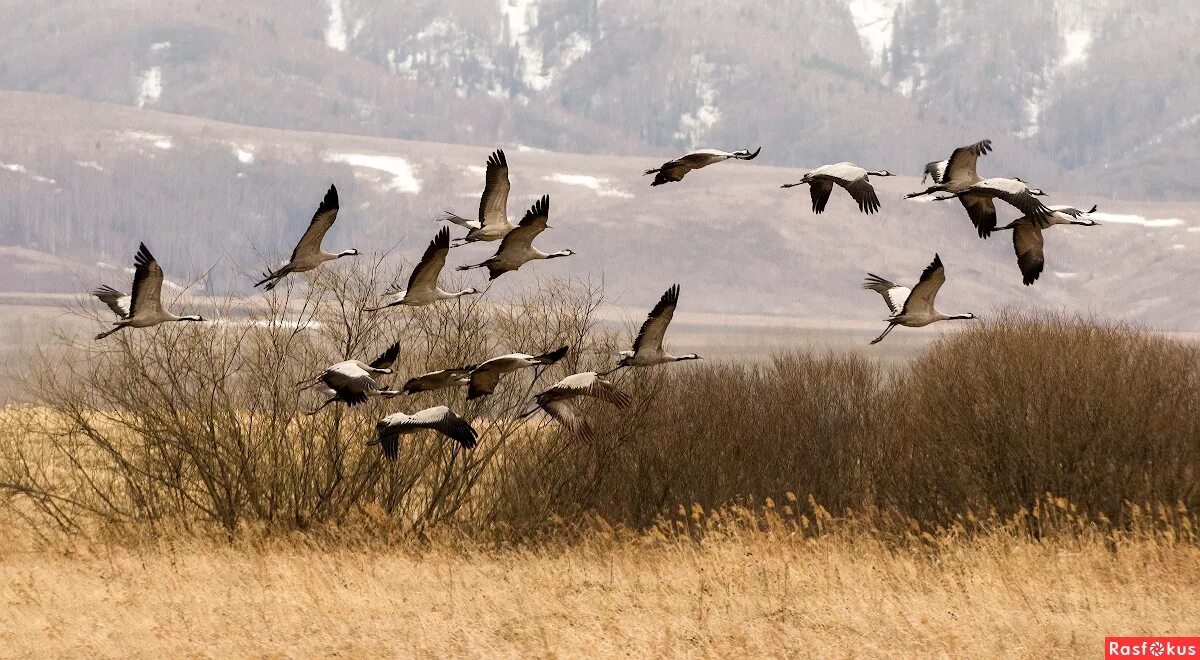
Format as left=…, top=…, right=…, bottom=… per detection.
left=2, top=521, right=1196, bottom=657
left=2, top=281, right=1198, bottom=657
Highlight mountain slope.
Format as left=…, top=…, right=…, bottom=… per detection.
left=0, top=1, right=1195, bottom=196
left=1, top=91, right=1198, bottom=331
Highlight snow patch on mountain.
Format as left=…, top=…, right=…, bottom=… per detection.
left=674, top=55, right=721, bottom=149
left=543, top=173, right=634, bottom=199
left=498, top=0, right=590, bottom=93
left=1060, top=28, right=1092, bottom=67
left=1, top=163, right=56, bottom=184
left=500, top=0, right=547, bottom=90
left=124, top=131, right=173, bottom=150
left=325, top=0, right=348, bottom=51
left=136, top=67, right=162, bottom=108
left=1020, top=19, right=1094, bottom=137
left=1089, top=212, right=1184, bottom=228
left=325, top=152, right=421, bottom=194
left=846, top=0, right=910, bottom=67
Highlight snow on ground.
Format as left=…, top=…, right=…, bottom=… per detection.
left=325, top=152, right=421, bottom=194
left=674, top=54, right=721, bottom=148
left=124, top=131, right=173, bottom=150
left=77, top=160, right=104, bottom=171
left=1060, top=28, right=1092, bottom=67
left=325, top=0, right=348, bottom=51
left=1089, top=211, right=1185, bottom=228
left=1053, top=271, right=1079, bottom=279
left=234, top=147, right=255, bottom=164
left=150, top=41, right=171, bottom=52
left=846, top=0, right=909, bottom=68
left=136, top=66, right=162, bottom=108
left=0, top=163, right=55, bottom=184
left=543, top=173, right=634, bottom=199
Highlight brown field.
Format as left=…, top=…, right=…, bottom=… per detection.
left=3, top=281, right=1199, bottom=658
left=2, top=523, right=1196, bottom=658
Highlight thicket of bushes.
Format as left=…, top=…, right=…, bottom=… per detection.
left=1, top=268, right=1196, bottom=542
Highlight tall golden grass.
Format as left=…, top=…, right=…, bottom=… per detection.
left=2, top=272, right=1197, bottom=655
left=1, top=502, right=1195, bottom=657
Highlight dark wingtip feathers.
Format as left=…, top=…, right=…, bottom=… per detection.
left=524, top=194, right=550, bottom=221
left=488, top=149, right=507, bottom=168
left=134, top=242, right=154, bottom=268
left=319, top=184, right=339, bottom=212
left=538, top=345, right=570, bottom=364
left=433, top=226, right=450, bottom=249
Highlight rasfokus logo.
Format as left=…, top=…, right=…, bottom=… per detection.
left=1106, top=637, right=1200, bottom=658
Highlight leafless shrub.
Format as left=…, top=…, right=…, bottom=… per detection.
left=0, top=259, right=613, bottom=537
left=880, top=310, right=1200, bottom=526
left=2, top=285, right=1197, bottom=544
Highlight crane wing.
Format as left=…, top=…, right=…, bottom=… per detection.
left=320, top=365, right=377, bottom=406
left=374, top=406, right=479, bottom=460
left=538, top=372, right=632, bottom=409
left=478, top=150, right=510, bottom=228
left=128, top=243, right=165, bottom=317
left=93, top=285, right=130, bottom=318
left=632, top=284, right=679, bottom=355
left=405, top=227, right=451, bottom=295
left=496, top=195, right=550, bottom=255
left=809, top=179, right=835, bottom=214
left=922, top=159, right=948, bottom=184
left=901, top=254, right=946, bottom=316
left=960, top=194, right=998, bottom=238
left=943, top=139, right=992, bottom=183
left=1012, top=222, right=1046, bottom=286
left=837, top=177, right=882, bottom=214
left=994, top=188, right=1053, bottom=225
left=539, top=400, right=594, bottom=442
left=862, top=275, right=910, bottom=316
left=369, top=342, right=400, bottom=370
left=290, top=184, right=340, bottom=262
left=467, top=367, right=504, bottom=400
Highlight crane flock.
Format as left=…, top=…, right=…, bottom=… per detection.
left=91, top=139, right=1099, bottom=457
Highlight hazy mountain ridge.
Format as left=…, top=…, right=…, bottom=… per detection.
left=0, top=1, right=1196, bottom=197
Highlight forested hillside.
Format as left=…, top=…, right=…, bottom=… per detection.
left=0, top=1, right=1196, bottom=196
